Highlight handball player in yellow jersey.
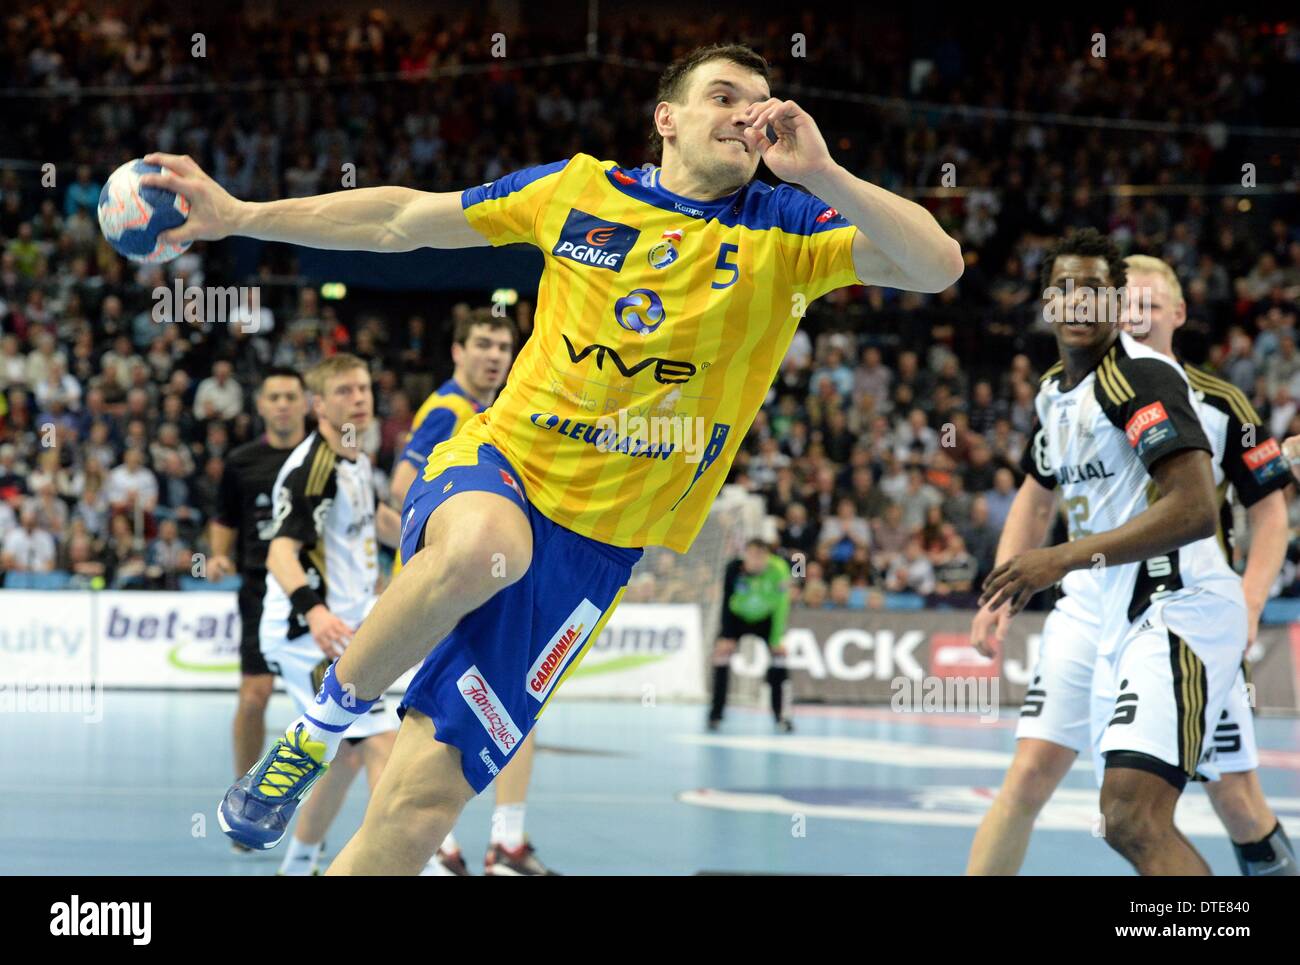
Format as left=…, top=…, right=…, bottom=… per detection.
left=145, top=43, right=963, bottom=873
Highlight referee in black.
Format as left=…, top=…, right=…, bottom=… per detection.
left=206, top=366, right=309, bottom=843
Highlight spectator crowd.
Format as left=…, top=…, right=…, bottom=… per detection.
left=2, top=4, right=1299, bottom=607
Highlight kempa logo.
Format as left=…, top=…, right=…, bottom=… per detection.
left=152, top=279, right=263, bottom=333
left=562, top=333, right=696, bottom=385
left=50, top=895, right=151, bottom=945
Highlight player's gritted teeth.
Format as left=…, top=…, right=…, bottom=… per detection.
left=717, top=136, right=748, bottom=153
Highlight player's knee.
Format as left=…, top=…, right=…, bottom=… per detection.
left=712, top=639, right=736, bottom=663
left=418, top=505, right=532, bottom=594
left=1099, top=792, right=1162, bottom=860
left=373, top=775, right=467, bottom=840
left=237, top=675, right=273, bottom=711
left=1005, top=746, right=1072, bottom=810
left=1207, top=773, right=1262, bottom=827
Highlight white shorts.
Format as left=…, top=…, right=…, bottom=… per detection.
left=1090, top=589, right=1247, bottom=786
left=261, top=634, right=400, bottom=741
left=1020, top=599, right=1260, bottom=774
left=1209, top=667, right=1259, bottom=774
left=1015, top=604, right=1097, bottom=754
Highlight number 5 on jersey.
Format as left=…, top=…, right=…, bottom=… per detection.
left=712, top=243, right=739, bottom=290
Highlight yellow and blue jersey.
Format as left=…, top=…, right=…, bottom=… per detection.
left=392, top=378, right=483, bottom=574
left=450, top=153, right=861, bottom=552
left=400, top=377, right=483, bottom=472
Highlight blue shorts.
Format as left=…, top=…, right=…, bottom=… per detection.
left=397, top=440, right=642, bottom=793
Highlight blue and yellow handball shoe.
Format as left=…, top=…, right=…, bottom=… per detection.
left=218, top=723, right=330, bottom=850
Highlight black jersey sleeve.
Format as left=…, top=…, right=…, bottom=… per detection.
left=268, top=444, right=337, bottom=549
left=1214, top=397, right=1291, bottom=507
left=1099, top=354, right=1211, bottom=473
left=1019, top=418, right=1058, bottom=489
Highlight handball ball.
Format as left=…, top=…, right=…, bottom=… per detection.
left=97, top=159, right=191, bottom=264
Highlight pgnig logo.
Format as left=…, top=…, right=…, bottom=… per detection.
left=552, top=208, right=640, bottom=272
left=614, top=289, right=666, bottom=335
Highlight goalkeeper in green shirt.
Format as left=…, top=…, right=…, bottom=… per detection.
left=708, top=539, right=795, bottom=732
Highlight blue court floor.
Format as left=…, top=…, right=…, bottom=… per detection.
left=3, top=692, right=1298, bottom=875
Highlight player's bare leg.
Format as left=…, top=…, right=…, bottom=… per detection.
left=966, top=738, right=1077, bottom=875
left=276, top=740, right=362, bottom=874
left=495, top=730, right=535, bottom=806
left=332, top=490, right=532, bottom=702
left=291, top=740, right=364, bottom=845
left=287, top=729, right=399, bottom=854
left=359, top=728, right=396, bottom=791
left=1100, top=767, right=1211, bottom=875
left=233, top=673, right=274, bottom=775
left=481, top=730, right=559, bottom=875
left=1207, top=770, right=1275, bottom=843
left=326, top=710, right=475, bottom=875
left=1206, top=770, right=1297, bottom=874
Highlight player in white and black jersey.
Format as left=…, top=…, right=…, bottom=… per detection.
left=967, top=250, right=1296, bottom=876
left=208, top=369, right=309, bottom=818
left=974, top=229, right=1247, bottom=875
left=253, top=354, right=405, bottom=875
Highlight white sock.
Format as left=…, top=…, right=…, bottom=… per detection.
left=279, top=836, right=322, bottom=876
left=440, top=831, right=460, bottom=854
left=288, top=715, right=346, bottom=762
left=298, top=663, right=377, bottom=760
left=491, top=803, right=526, bottom=850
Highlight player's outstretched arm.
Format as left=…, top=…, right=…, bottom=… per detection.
left=741, top=100, right=964, bottom=293
left=981, top=449, right=1218, bottom=614
left=139, top=152, right=487, bottom=252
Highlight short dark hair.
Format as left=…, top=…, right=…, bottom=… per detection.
left=1039, top=228, right=1127, bottom=293
left=453, top=308, right=517, bottom=349
left=650, top=44, right=771, bottom=156
left=260, top=367, right=305, bottom=392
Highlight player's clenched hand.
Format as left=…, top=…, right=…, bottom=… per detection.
left=1283, top=434, right=1300, bottom=483
left=138, top=152, right=244, bottom=246
left=970, top=600, right=1011, bottom=658
left=306, top=605, right=352, bottom=659
left=741, top=99, right=834, bottom=184
left=207, top=554, right=235, bottom=582
left=979, top=547, right=1068, bottom=616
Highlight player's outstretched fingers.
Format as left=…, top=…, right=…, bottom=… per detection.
left=142, top=152, right=202, bottom=177
left=979, top=562, right=1012, bottom=607
left=137, top=168, right=188, bottom=195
